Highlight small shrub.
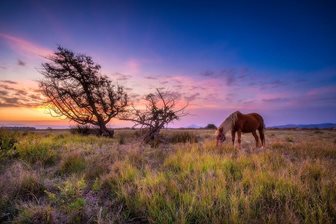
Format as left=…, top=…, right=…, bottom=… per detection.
left=70, top=125, right=92, bottom=135
left=70, top=124, right=109, bottom=136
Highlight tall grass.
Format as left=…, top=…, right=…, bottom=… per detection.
left=166, top=131, right=199, bottom=144
left=101, top=140, right=336, bottom=223
left=0, top=129, right=335, bottom=223
left=16, top=138, right=59, bottom=166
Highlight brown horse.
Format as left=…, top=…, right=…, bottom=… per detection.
left=215, top=111, right=265, bottom=148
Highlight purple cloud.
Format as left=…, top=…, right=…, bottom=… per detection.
left=144, top=76, right=157, bottom=80
left=17, top=59, right=26, bottom=66
left=200, top=70, right=215, bottom=77
left=185, top=93, right=200, bottom=102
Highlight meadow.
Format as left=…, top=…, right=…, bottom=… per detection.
left=0, top=128, right=335, bottom=223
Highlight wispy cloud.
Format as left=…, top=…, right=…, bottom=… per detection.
left=262, top=97, right=290, bottom=103
left=144, top=75, right=157, bottom=80
left=199, top=68, right=250, bottom=87
left=0, top=81, right=43, bottom=108
left=185, top=93, right=200, bottom=102
left=112, top=72, right=132, bottom=81
left=200, top=70, right=215, bottom=77
left=0, top=33, right=52, bottom=57
left=0, top=80, right=17, bottom=85
left=307, top=86, right=336, bottom=97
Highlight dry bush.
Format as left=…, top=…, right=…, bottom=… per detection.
left=122, top=89, right=188, bottom=144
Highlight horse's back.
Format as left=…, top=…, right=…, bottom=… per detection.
left=239, top=113, right=265, bottom=132
left=249, top=113, right=265, bottom=129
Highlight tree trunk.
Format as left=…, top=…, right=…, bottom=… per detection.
left=143, top=126, right=161, bottom=145
left=98, top=122, right=114, bottom=137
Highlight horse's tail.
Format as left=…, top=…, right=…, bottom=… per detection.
left=260, top=116, right=266, bottom=130
left=259, top=115, right=266, bottom=130
left=258, top=115, right=266, bottom=146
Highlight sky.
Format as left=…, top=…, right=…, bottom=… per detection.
left=0, top=0, right=336, bottom=128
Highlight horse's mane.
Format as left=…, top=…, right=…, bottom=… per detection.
left=218, top=111, right=240, bottom=133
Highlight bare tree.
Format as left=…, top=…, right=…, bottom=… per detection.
left=39, top=47, right=128, bottom=137
left=122, top=88, right=188, bottom=144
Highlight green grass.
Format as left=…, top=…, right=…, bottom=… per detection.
left=59, top=153, right=86, bottom=175
left=0, top=129, right=335, bottom=223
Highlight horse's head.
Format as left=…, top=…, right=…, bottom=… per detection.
left=215, top=127, right=226, bottom=146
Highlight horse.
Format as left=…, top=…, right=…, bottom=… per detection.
left=215, top=111, right=265, bottom=148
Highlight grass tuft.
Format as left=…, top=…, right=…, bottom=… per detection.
left=13, top=204, right=53, bottom=224
left=59, top=153, right=86, bottom=175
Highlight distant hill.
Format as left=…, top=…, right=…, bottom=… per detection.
left=185, top=124, right=202, bottom=129
left=0, top=126, right=36, bottom=131
left=270, top=123, right=336, bottom=129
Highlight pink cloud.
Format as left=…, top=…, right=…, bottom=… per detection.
left=307, top=86, right=336, bottom=97
left=0, top=33, right=52, bottom=57
left=125, top=58, right=141, bottom=74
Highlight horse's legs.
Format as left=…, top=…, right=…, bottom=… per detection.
left=252, top=130, right=260, bottom=148
left=231, top=130, right=236, bottom=147
left=237, top=130, right=241, bottom=149
left=258, top=128, right=265, bottom=147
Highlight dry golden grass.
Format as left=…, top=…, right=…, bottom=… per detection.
left=0, top=129, right=335, bottom=223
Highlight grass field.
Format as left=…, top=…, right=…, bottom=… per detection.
left=0, top=128, right=335, bottom=223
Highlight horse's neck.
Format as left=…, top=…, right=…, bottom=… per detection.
left=221, top=121, right=232, bottom=133
left=220, top=112, right=238, bottom=133
left=220, top=119, right=233, bottom=133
